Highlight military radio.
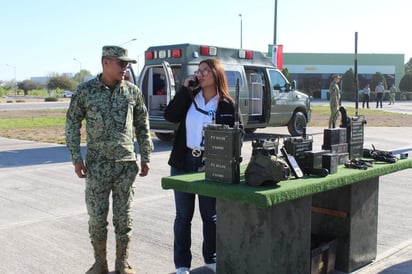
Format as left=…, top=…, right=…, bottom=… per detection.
left=204, top=79, right=243, bottom=184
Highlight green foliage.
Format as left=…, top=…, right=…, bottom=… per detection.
left=0, top=86, right=7, bottom=97
left=405, top=58, right=412, bottom=75
left=0, top=116, right=66, bottom=128
left=18, top=80, right=46, bottom=95
left=44, top=97, right=59, bottom=102
left=28, top=89, right=49, bottom=96
left=399, top=73, right=412, bottom=92
left=342, top=68, right=356, bottom=92
left=341, top=68, right=357, bottom=101
left=282, top=68, right=293, bottom=82
left=47, top=75, right=77, bottom=91
left=370, top=72, right=387, bottom=91
left=73, top=69, right=92, bottom=83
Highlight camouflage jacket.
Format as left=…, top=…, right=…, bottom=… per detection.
left=65, top=75, right=153, bottom=164
left=329, top=81, right=341, bottom=108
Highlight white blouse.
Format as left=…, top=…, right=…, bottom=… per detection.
left=185, top=91, right=219, bottom=150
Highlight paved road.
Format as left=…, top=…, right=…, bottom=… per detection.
left=311, top=99, right=412, bottom=115
left=1, top=124, right=412, bottom=274
left=1, top=97, right=411, bottom=114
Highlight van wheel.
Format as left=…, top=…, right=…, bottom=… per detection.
left=245, top=128, right=257, bottom=134
left=155, top=132, right=174, bottom=142
left=288, top=111, right=307, bottom=136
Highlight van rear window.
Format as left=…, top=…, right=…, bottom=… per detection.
left=225, top=71, right=243, bottom=87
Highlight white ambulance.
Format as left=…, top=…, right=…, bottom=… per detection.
left=136, top=43, right=311, bottom=141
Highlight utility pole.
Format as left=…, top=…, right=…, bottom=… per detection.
left=273, top=0, right=278, bottom=45
left=73, top=58, right=82, bottom=82
left=239, top=14, right=243, bottom=49
left=6, top=64, right=17, bottom=96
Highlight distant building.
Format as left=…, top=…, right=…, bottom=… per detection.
left=30, top=73, right=74, bottom=85
left=30, top=76, right=49, bottom=85
left=282, top=52, right=404, bottom=99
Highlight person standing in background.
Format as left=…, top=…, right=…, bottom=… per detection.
left=328, top=74, right=341, bottom=128
left=362, top=83, right=370, bottom=108
left=375, top=81, right=385, bottom=108
left=389, top=83, right=397, bottom=105
left=65, top=45, right=153, bottom=274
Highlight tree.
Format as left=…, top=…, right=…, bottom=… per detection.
left=342, top=68, right=355, bottom=92
left=73, top=69, right=93, bottom=83
left=370, top=72, right=387, bottom=91
left=340, top=68, right=357, bottom=101
left=47, top=75, right=78, bottom=91
left=18, top=80, right=46, bottom=95
left=405, top=58, right=412, bottom=75
left=281, top=68, right=293, bottom=82
left=399, top=73, right=412, bottom=92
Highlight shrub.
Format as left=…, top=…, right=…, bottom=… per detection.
left=44, top=97, right=58, bottom=102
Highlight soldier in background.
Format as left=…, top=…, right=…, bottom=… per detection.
left=328, top=74, right=341, bottom=128
left=389, top=83, right=397, bottom=105
left=65, top=45, right=153, bottom=274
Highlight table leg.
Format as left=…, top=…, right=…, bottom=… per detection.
left=312, top=177, right=379, bottom=273
left=216, top=196, right=312, bottom=274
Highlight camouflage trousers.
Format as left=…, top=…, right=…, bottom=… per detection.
left=329, top=104, right=339, bottom=128
left=85, top=161, right=138, bottom=243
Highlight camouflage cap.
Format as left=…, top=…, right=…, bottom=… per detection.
left=102, top=45, right=137, bottom=64
left=332, top=74, right=342, bottom=79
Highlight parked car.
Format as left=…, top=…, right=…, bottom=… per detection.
left=63, top=90, right=73, bottom=98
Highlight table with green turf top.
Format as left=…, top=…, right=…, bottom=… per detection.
left=162, top=159, right=412, bottom=274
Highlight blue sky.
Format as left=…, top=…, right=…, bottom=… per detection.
left=1, top=0, right=411, bottom=81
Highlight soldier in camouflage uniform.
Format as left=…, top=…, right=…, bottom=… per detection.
left=329, top=74, right=341, bottom=128
left=65, top=45, right=153, bottom=274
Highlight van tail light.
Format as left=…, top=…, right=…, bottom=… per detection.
left=145, top=51, right=154, bottom=60
left=239, top=50, right=253, bottom=59
left=245, top=50, right=253, bottom=59
left=200, top=46, right=217, bottom=56
left=172, top=49, right=182, bottom=58
left=200, top=46, right=209, bottom=55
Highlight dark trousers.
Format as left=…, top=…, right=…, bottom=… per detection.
left=171, top=151, right=216, bottom=269
left=376, top=93, right=383, bottom=108
left=362, top=94, right=370, bottom=108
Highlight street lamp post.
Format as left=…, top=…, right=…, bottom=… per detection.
left=6, top=64, right=17, bottom=96
left=119, top=38, right=137, bottom=46
left=273, top=0, right=278, bottom=45
left=73, top=58, right=82, bottom=72
left=239, top=14, right=243, bottom=49
left=73, top=58, right=82, bottom=82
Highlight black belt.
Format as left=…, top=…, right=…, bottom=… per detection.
left=187, top=147, right=204, bottom=158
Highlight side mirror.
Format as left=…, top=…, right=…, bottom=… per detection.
left=291, top=80, right=296, bottom=90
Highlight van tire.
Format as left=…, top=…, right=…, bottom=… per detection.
left=155, top=132, right=174, bottom=142
left=288, top=111, right=307, bottom=136
left=245, top=128, right=257, bottom=134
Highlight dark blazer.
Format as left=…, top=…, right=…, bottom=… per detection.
left=164, top=86, right=241, bottom=170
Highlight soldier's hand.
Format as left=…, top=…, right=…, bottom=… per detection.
left=139, top=161, right=150, bottom=177
left=74, top=161, right=87, bottom=178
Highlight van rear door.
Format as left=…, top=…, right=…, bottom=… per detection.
left=139, top=61, right=176, bottom=117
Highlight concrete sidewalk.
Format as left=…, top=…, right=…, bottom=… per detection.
left=1, top=126, right=412, bottom=274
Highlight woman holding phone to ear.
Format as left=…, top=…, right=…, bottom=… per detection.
left=164, top=58, right=241, bottom=274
